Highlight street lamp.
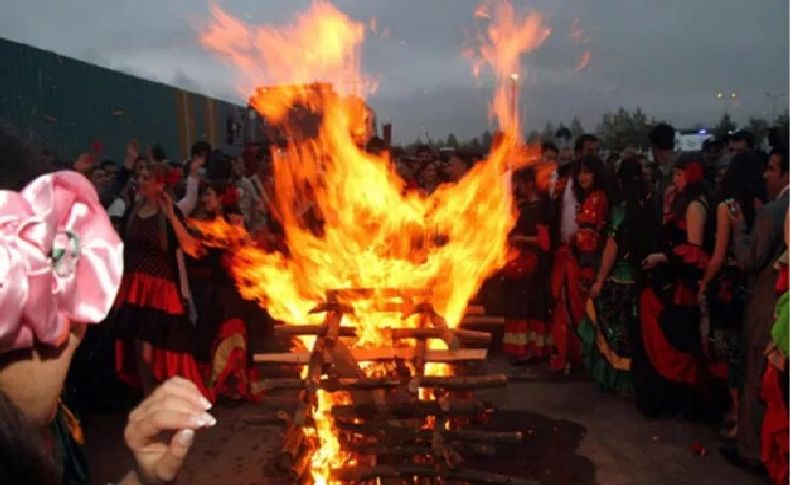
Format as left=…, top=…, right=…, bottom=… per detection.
left=715, top=91, right=737, bottom=115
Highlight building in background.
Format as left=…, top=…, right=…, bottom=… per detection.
left=0, top=37, right=257, bottom=163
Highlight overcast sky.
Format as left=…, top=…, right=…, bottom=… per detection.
left=2, top=0, right=788, bottom=143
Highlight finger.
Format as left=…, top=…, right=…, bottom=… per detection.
left=125, top=409, right=215, bottom=451
left=131, top=379, right=211, bottom=422
left=128, top=375, right=214, bottom=425
left=133, top=394, right=211, bottom=427
left=153, top=429, right=196, bottom=482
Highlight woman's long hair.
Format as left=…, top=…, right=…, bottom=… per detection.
left=716, top=151, right=767, bottom=232
left=615, top=158, right=654, bottom=268
left=671, top=154, right=710, bottom=223
left=195, top=179, right=242, bottom=221
left=125, top=163, right=173, bottom=251
left=0, top=389, right=60, bottom=485
left=572, top=155, right=608, bottom=204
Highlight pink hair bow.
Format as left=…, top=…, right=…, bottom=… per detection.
left=0, top=171, right=124, bottom=353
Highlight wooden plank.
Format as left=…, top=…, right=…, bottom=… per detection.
left=426, top=310, right=460, bottom=351
left=273, top=325, right=357, bottom=337
left=465, top=305, right=486, bottom=315
left=390, top=328, right=492, bottom=345
left=461, top=315, right=505, bottom=325
left=261, top=377, right=403, bottom=391
left=339, top=441, right=496, bottom=457
left=352, top=347, right=487, bottom=362
left=254, top=347, right=487, bottom=363
left=335, top=422, right=522, bottom=443
left=330, top=399, right=491, bottom=419
left=260, top=374, right=505, bottom=391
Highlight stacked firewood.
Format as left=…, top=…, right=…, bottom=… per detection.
left=253, top=289, right=533, bottom=484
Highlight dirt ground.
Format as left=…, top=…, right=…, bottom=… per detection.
left=83, top=355, right=763, bottom=485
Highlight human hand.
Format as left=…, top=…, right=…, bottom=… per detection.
left=125, top=139, right=140, bottom=170
left=124, top=377, right=215, bottom=484
left=641, top=253, right=667, bottom=270
left=764, top=344, right=786, bottom=371
left=158, top=192, right=175, bottom=220
left=189, top=156, right=206, bottom=178
left=74, top=152, right=95, bottom=175
left=589, top=280, right=603, bottom=299
left=726, top=201, right=744, bottom=228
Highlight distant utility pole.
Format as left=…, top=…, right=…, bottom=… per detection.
left=715, top=91, right=737, bottom=117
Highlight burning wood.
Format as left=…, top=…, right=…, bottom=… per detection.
left=259, top=289, right=528, bottom=484
left=254, top=347, right=488, bottom=363
left=273, top=325, right=357, bottom=337
left=261, top=373, right=507, bottom=391
left=330, top=399, right=492, bottom=419
left=339, top=441, right=498, bottom=457
left=329, top=465, right=537, bottom=484
left=335, top=422, right=523, bottom=444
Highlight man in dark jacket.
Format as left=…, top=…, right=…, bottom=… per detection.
left=721, top=148, right=789, bottom=473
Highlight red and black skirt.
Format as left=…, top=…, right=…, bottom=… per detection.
left=113, top=270, right=209, bottom=397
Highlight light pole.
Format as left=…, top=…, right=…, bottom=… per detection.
left=510, top=73, right=519, bottom=136
left=715, top=91, right=737, bottom=117
left=765, top=92, right=786, bottom=122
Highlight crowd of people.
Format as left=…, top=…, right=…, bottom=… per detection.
left=500, top=125, right=788, bottom=483
left=0, top=120, right=787, bottom=484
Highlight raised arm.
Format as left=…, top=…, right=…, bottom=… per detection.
left=176, top=158, right=204, bottom=217
left=160, top=193, right=202, bottom=258
left=686, top=201, right=706, bottom=246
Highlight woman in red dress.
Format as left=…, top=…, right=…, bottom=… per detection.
left=633, top=157, right=728, bottom=421
left=188, top=180, right=265, bottom=402
left=551, top=156, right=609, bottom=372
left=114, top=164, right=209, bottom=397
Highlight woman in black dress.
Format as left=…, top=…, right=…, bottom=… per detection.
left=502, top=167, right=553, bottom=363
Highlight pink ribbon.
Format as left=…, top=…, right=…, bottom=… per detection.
left=0, top=171, right=124, bottom=353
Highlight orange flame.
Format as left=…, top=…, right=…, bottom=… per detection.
left=575, top=50, right=591, bottom=72
left=199, top=1, right=549, bottom=482
left=466, top=1, right=551, bottom=133
left=569, top=18, right=592, bottom=72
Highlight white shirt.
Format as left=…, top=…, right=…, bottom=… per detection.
left=107, top=197, right=126, bottom=219
left=560, top=179, right=579, bottom=244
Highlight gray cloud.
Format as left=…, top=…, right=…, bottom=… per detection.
left=1, top=0, right=787, bottom=144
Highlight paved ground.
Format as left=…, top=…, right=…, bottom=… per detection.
left=84, top=357, right=764, bottom=484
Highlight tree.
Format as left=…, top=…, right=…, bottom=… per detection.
left=596, top=107, right=652, bottom=151
left=569, top=117, right=585, bottom=140
left=712, top=114, right=737, bottom=141
left=747, top=117, right=770, bottom=148
left=469, top=137, right=481, bottom=149
left=526, top=130, right=541, bottom=144
left=541, top=121, right=556, bottom=141
left=447, top=133, right=459, bottom=149
left=773, top=111, right=789, bottom=148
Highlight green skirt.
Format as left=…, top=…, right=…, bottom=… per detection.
left=577, top=280, right=636, bottom=395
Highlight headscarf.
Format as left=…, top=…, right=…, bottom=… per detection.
left=0, top=171, right=123, bottom=353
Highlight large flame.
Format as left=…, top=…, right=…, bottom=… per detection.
left=199, top=1, right=549, bottom=482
